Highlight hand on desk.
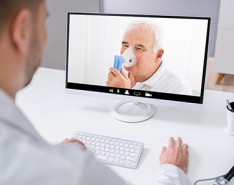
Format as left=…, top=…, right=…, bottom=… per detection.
left=62, top=138, right=87, bottom=151
left=160, top=137, right=189, bottom=174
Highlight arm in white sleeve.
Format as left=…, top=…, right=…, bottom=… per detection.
left=145, top=164, right=192, bottom=185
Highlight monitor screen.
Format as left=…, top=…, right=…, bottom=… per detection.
left=66, top=13, right=210, bottom=106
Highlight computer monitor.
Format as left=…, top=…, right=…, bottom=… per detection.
left=65, top=13, right=210, bottom=122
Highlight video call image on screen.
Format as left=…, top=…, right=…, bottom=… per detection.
left=66, top=13, right=210, bottom=103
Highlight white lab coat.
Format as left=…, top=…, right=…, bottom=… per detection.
left=0, top=90, right=191, bottom=185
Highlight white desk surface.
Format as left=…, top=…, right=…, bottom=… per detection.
left=16, top=68, right=234, bottom=185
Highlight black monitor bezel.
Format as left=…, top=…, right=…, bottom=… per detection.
left=65, top=12, right=210, bottom=104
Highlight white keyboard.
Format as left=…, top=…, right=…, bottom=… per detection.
left=72, top=131, right=144, bottom=169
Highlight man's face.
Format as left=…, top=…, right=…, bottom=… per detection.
left=120, top=28, right=158, bottom=77
left=24, top=0, right=48, bottom=86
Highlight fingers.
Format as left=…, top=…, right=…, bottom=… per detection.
left=62, top=138, right=87, bottom=150
left=108, top=67, right=130, bottom=81
left=106, top=68, right=122, bottom=86
left=70, top=139, right=86, bottom=149
left=160, top=146, right=167, bottom=156
left=168, top=137, right=175, bottom=148
left=183, top=143, right=189, bottom=154
left=175, top=137, right=189, bottom=155
left=176, top=137, right=182, bottom=148
left=183, top=143, right=188, bottom=151
left=160, top=137, right=189, bottom=174
left=109, top=68, right=121, bottom=78
left=121, top=68, right=129, bottom=79
left=62, top=138, right=69, bottom=143
left=66, top=138, right=83, bottom=143
left=166, top=137, right=188, bottom=154
left=106, top=67, right=131, bottom=88
left=167, top=137, right=185, bottom=149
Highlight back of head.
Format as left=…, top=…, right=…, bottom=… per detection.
left=0, top=0, right=42, bottom=35
left=123, top=20, right=163, bottom=53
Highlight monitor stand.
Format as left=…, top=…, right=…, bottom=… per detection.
left=111, top=101, right=156, bottom=123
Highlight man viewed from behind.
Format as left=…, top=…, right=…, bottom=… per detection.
left=0, top=0, right=190, bottom=184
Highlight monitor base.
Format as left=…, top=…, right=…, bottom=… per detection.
left=111, top=101, right=156, bottom=123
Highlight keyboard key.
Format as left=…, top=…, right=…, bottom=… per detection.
left=72, top=131, right=144, bottom=169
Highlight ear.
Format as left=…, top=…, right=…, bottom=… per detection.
left=154, top=49, right=164, bottom=63
left=11, top=9, right=32, bottom=55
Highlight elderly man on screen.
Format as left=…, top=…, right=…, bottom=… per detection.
left=107, top=20, right=192, bottom=95
left=0, top=1, right=191, bottom=184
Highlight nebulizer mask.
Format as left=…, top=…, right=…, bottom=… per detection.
left=113, top=46, right=137, bottom=71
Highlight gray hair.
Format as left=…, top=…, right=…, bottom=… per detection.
left=123, top=20, right=163, bottom=53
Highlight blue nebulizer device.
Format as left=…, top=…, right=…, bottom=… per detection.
left=114, top=55, right=124, bottom=71
left=113, top=46, right=137, bottom=71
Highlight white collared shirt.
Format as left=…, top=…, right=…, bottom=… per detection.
left=132, top=62, right=192, bottom=95
left=0, top=90, right=191, bottom=185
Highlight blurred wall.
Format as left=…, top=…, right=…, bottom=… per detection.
left=41, top=0, right=100, bottom=70
left=102, top=0, right=220, bottom=57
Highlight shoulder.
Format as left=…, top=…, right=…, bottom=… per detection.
left=152, top=65, right=192, bottom=95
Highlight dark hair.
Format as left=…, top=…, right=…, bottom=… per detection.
left=0, top=0, right=42, bottom=33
